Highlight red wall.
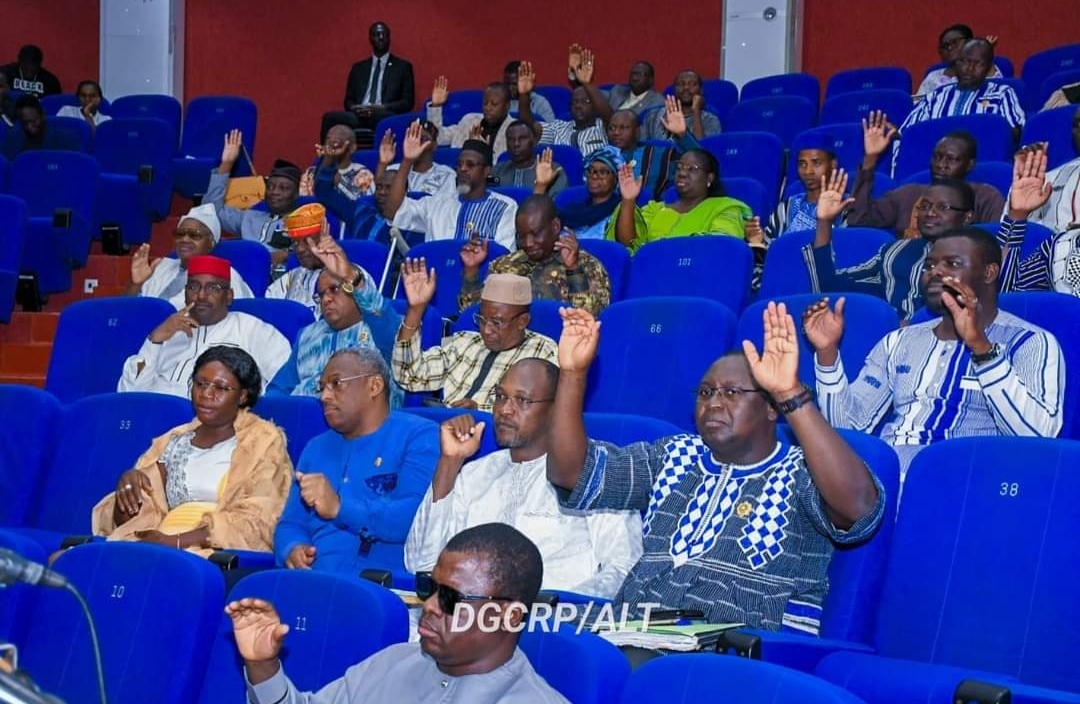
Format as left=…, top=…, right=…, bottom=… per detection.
left=6, top=0, right=1078, bottom=174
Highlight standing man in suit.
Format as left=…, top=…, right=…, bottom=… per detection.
left=321, top=21, right=416, bottom=145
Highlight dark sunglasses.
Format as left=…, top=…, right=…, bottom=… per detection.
left=415, top=572, right=514, bottom=614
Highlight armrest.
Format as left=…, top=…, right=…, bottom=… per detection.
left=59, top=535, right=99, bottom=550
left=543, top=590, right=608, bottom=606
left=535, top=591, right=560, bottom=608
left=52, top=208, right=72, bottom=229
left=138, top=165, right=154, bottom=184
left=736, top=629, right=875, bottom=673
left=209, top=549, right=275, bottom=571
left=955, top=680, right=1012, bottom=704
left=360, top=569, right=392, bottom=587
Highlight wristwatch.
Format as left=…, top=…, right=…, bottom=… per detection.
left=971, top=343, right=1001, bottom=365
left=340, top=265, right=363, bottom=294
left=774, top=385, right=815, bottom=415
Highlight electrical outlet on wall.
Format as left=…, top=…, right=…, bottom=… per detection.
left=84, top=279, right=99, bottom=294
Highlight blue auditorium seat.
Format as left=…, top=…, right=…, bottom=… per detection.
left=520, top=628, right=630, bottom=704
left=95, top=117, right=177, bottom=223
left=0, top=154, right=9, bottom=191
left=699, top=132, right=785, bottom=213
left=1036, top=68, right=1080, bottom=110
left=393, top=239, right=511, bottom=317
left=454, top=298, right=564, bottom=342
left=811, top=437, right=1080, bottom=703
left=724, top=96, right=818, bottom=148
left=622, top=654, right=868, bottom=704
left=491, top=186, right=533, bottom=206
left=0, top=385, right=61, bottom=527
left=819, top=89, right=915, bottom=128
left=18, top=541, right=225, bottom=704
left=900, top=160, right=1014, bottom=196
left=0, top=193, right=27, bottom=322
left=438, top=88, right=485, bottom=125
left=48, top=116, right=93, bottom=152
left=894, top=114, right=1016, bottom=180
left=1022, top=106, right=1079, bottom=170
left=11, top=150, right=100, bottom=294
left=625, top=236, right=753, bottom=313
left=722, top=177, right=768, bottom=220
left=213, top=238, right=271, bottom=296
left=229, top=298, right=313, bottom=345
left=582, top=412, right=682, bottom=445
left=577, top=238, right=630, bottom=302
left=373, top=112, right=425, bottom=147
left=0, top=530, right=46, bottom=645
left=388, top=298, right=444, bottom=351
left=172, top=96, right=258, bottom=199
left=39, top=94, right=80, bottom=115
left=740, top=72, right=821, bottom=109
left=45, top=296, right=176, bottom=402
left=251, top=395, right=326, bottom=466
left=14, top=393, right=191, bottom=549
left=432, top=145, right=460, bottom=168
left=197, top=569, right=408, bottom=704
left=991, top=77, right=1032, bottom=111
left=1021, top=44, right=1080, bottom=100
left=973, top=219, right=1054, bottom=261
left=737, top=293, right=899, bottom=389
left=698, top=78, right=739, bottom=122
left=108, top=94, right=183, bottom=151
left=403, top=408, right=498, bottom=458
left=825, top=67, right=912, bottom=99
left=757, top=227, right=896, bottom=298
left=587, top=297, right=737, bottom=429
left=533, top=85, right=573, bottom=120
left=547, top=144, right=586, bottom=185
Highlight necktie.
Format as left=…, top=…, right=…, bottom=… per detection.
left=461, top=350, right=500, bottom=402
left=370, top=58, right=384, bottom=105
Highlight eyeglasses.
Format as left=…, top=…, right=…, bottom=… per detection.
left=473, top=311, right=525, bottom=330
left=313, top=284, right=344, bottom=302
left=586, top=167, right=614, bottom=179
left=316, top=372, right=378, bottom=394
left=174, top=229, right=208, bottom=240
left=184, top=282, right=229, bottom=294
left=914, top=202, right=969, bottom=215
left=695, top=385, right=765, bottom=402
left=415, top=572, right=513, bottom=615
left=490, top=390, right=555, bottom=411
left=675, top=163, right=705, bottom=174
left=190, top=379, right=237, bottom=397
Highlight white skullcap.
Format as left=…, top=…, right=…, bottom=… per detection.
left=181, top=203, right=222, bottom=243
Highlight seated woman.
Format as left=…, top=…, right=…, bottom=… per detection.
left=609, top=148, right=750, bottom=252
left=553, top=147, right=622, bottom=240
left=92, top=346, right=293, bottom=555
left=56, top=80, right=111, bottom=130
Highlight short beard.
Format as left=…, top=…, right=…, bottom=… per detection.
left=456, top=182, right=471, bottom=196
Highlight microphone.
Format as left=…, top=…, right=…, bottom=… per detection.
left=389, top=227, right=411, bottom=258
left=0, top=548, right=68, bottom=589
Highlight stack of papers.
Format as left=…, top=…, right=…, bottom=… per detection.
left=597, top=621, right=744, bottom=652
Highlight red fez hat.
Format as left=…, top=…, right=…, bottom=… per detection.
left=186, top=255, right=231, bottom=280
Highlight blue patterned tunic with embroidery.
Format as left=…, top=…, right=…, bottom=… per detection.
left=564, top=435, right=885, bottom=634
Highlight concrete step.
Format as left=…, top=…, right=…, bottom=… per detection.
left=0, top=342, right=53, bottom=376
left=0, top=372, right=46, bottom=388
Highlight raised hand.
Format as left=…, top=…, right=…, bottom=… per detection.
left=309, top=229, right=353, bottom=281
left=431, top=75, right=449, bottom=107
left=440, top=415, right=486, bottom=460
left=220, top=129, right=242, bottom=166
left=744, top=217, right=765, bottom=246
left=660, top=95, right=687, bottom=138
left=939, top=276, right=990, bottom=352
left=1009, top=147, right=1052, bottom=218
left=130, top=243, right=162, bottom=286
left=816, top=168, right=855, bottom=223
left=801, top=297, right=846, bottom=353
left=227, top=598, right=289, bottom=663
left=518, top=61, right=536, bottom=96
left=459, top=237, right=489, bottom=272
left=558, top=307, right=601, bottom=373
left=295, top=472, right=341, bottom=520
left=284, top=545, right=316, bottom=570
left=468, top=122, right=489, bottom=142
left=534, top=148, right=560, bottom=189
left=400, top=257, right=437, bottom=307
left=402, top=120, right=431, bottom=161
left=617, top=163, right=642, bottom=202
left=861, top=110, right=898, bottom=158
left=553, top=227, right=580, bottom=269
left=378, top=129, right=397, bottom=166
left=568, top=44, right=584, bottom=72
left=573, top=48, right=596, bottom=85
left=985, top=34, right=999, bottom=46
left=113, top=468, right=152, bottom=518
left=742, top=301, right=801, bottom=397
left=148, top=303, right=198, bottom=343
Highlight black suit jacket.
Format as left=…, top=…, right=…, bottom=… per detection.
left=343, top=54, right=415, bottom=115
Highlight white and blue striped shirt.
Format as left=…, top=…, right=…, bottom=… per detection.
left=391, top=190, right=518, bottom=251
left=815, top=311, right=1064, bottom=479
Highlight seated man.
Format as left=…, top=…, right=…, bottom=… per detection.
left=406, top=358, right=641, bottom=598
left=393, top=266, right=558, bottom=410
left=852, top=112, right=1005, bottom=237
left=642, top=73, right=722, bottom=141
left=803, top=170, right=975, bottom=321
left=517, top=59, right=610, bottom=157
left=387, top=124, right=517, bottom=250
left=231, top=523, right=568, bottom=703
left=2, top=95, right=79, bottom=158
left=761, top=132, right=841, bottom=240
left=126, top=204, right=253, bottom=309
left=118, top=255, right=291, bottom=397
left=807, top=226, right=1064, bottom=479
left=505, top=60, right=555, bottom=122
left=269, top=220, right=402, bottom=400
left=493, top=121, right=569, bottom=196
left=263, top=210, right=326, bottom=318
left=273, top=347, right=439, bottom=576
left=458, top=195, right=611, bottom=315
left=1018, top=108, right=1080, bottom=235
left=299, top=124, right=373, bottom=201
left=3, top=45, right=62, bottom=98
left=546, top=304, right=885, bottom=632
left=0, top=73, right=14, bottom=127
left=390, top=121, right=457, bottom=198
left=606, top=103, right=702, bottom=197
left=605, top=60, right=664, bottom=116
left=206, top=129, right=302, bottom=265
left=895, top=38, right=1024, bottom=171
left=428, top=77, right=514, bottom=160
